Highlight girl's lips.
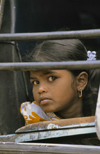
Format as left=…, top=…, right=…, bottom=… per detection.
left=40, top=99, right=51, bottom=105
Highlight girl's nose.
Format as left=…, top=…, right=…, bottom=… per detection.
left=38, top=84, right=48, bottom=94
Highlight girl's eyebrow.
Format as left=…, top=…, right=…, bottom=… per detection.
left=43, top=71, right=58, bottom=75
left=30, top=77, right=36, bottom=79
left=30, top=71, right=58, bottom=79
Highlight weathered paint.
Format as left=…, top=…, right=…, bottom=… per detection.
left=0, top=126, right=96, bottom=143
left=15, top=127, right=96, bottom=143
left=16, top=116, right=95, bottom=133
left=0, top=116, right=96, bottom=143
left=47, top=123, right=60, bottom=129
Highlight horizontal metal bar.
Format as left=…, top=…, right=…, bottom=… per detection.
left=0, top=127, right=96, bottom=143
left=16, top=116, right=95, bottom=133
left=0, top=61, right=100, bottom=71
left=15, top=127, right=96, bottom=143
left=0, top=142, right=100, bottom=154
left=0, top=29, right=100, bottom=41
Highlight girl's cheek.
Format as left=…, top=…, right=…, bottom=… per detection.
left=32, top=88, right=35, bottom=96
left=33, top=88, right=38, bottom=97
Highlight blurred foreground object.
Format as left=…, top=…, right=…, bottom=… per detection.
left=95, top=85, right=100, bottom=139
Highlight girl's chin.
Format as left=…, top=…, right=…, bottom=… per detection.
left=41, top=107, right=57, bottom=113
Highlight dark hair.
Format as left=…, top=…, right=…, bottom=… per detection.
left=27, top=39, right=99, bottom=116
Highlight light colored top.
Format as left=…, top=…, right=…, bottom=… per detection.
left=20, top=101, right=60, bottom=125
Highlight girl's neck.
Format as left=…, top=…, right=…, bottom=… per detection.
left=55, top=111, right=83, bottom=119
left=55, top=98, right=83, bottom=119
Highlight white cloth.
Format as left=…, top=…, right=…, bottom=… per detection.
left=20, top=101, right=60, bottom=125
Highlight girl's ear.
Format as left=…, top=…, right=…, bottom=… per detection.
left=76, top=72, right=88, bottom=91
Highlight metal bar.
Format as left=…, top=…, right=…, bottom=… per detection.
left=0, top=0, right=5, bottom=29
left=0, top=127, right=96, bottom=143
left=16, top=116, right=95, bottom=133
left=0, top=29, right=100, bottom=41
left=15, top=127, right=96, bottom=143
left=0, top=61, right=100, bottom=71
left=0, top=142, right=100, bottom=154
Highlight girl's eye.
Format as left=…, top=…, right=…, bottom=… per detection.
left=32, top=80, right=39, bottom=85
left=48, top=76, right=56, bottom=82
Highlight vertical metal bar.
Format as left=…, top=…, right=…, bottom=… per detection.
left=0, top=0, right=5, bottom=29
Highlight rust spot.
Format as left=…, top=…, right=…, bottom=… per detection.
left=16, top=116, right=95, bottom=133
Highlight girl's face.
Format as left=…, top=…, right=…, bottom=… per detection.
left=30, top=70, right=83, bottom=118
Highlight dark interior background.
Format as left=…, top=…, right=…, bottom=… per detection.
left=15, top=0, right=100, bottom=102
left=0, top=0, right=100, bottom=134
left=15, top=0, right=100, bottom=59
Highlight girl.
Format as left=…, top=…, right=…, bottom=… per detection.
left=20, top=39, right=99, bottom=125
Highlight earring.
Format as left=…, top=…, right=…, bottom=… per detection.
left=78, top=90, right=82, bottom=97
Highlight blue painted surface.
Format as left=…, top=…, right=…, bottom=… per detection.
left=0, top=122, right=96, bottom=143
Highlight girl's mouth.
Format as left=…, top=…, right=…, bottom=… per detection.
left=40, top=98, right=51, bottom=105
